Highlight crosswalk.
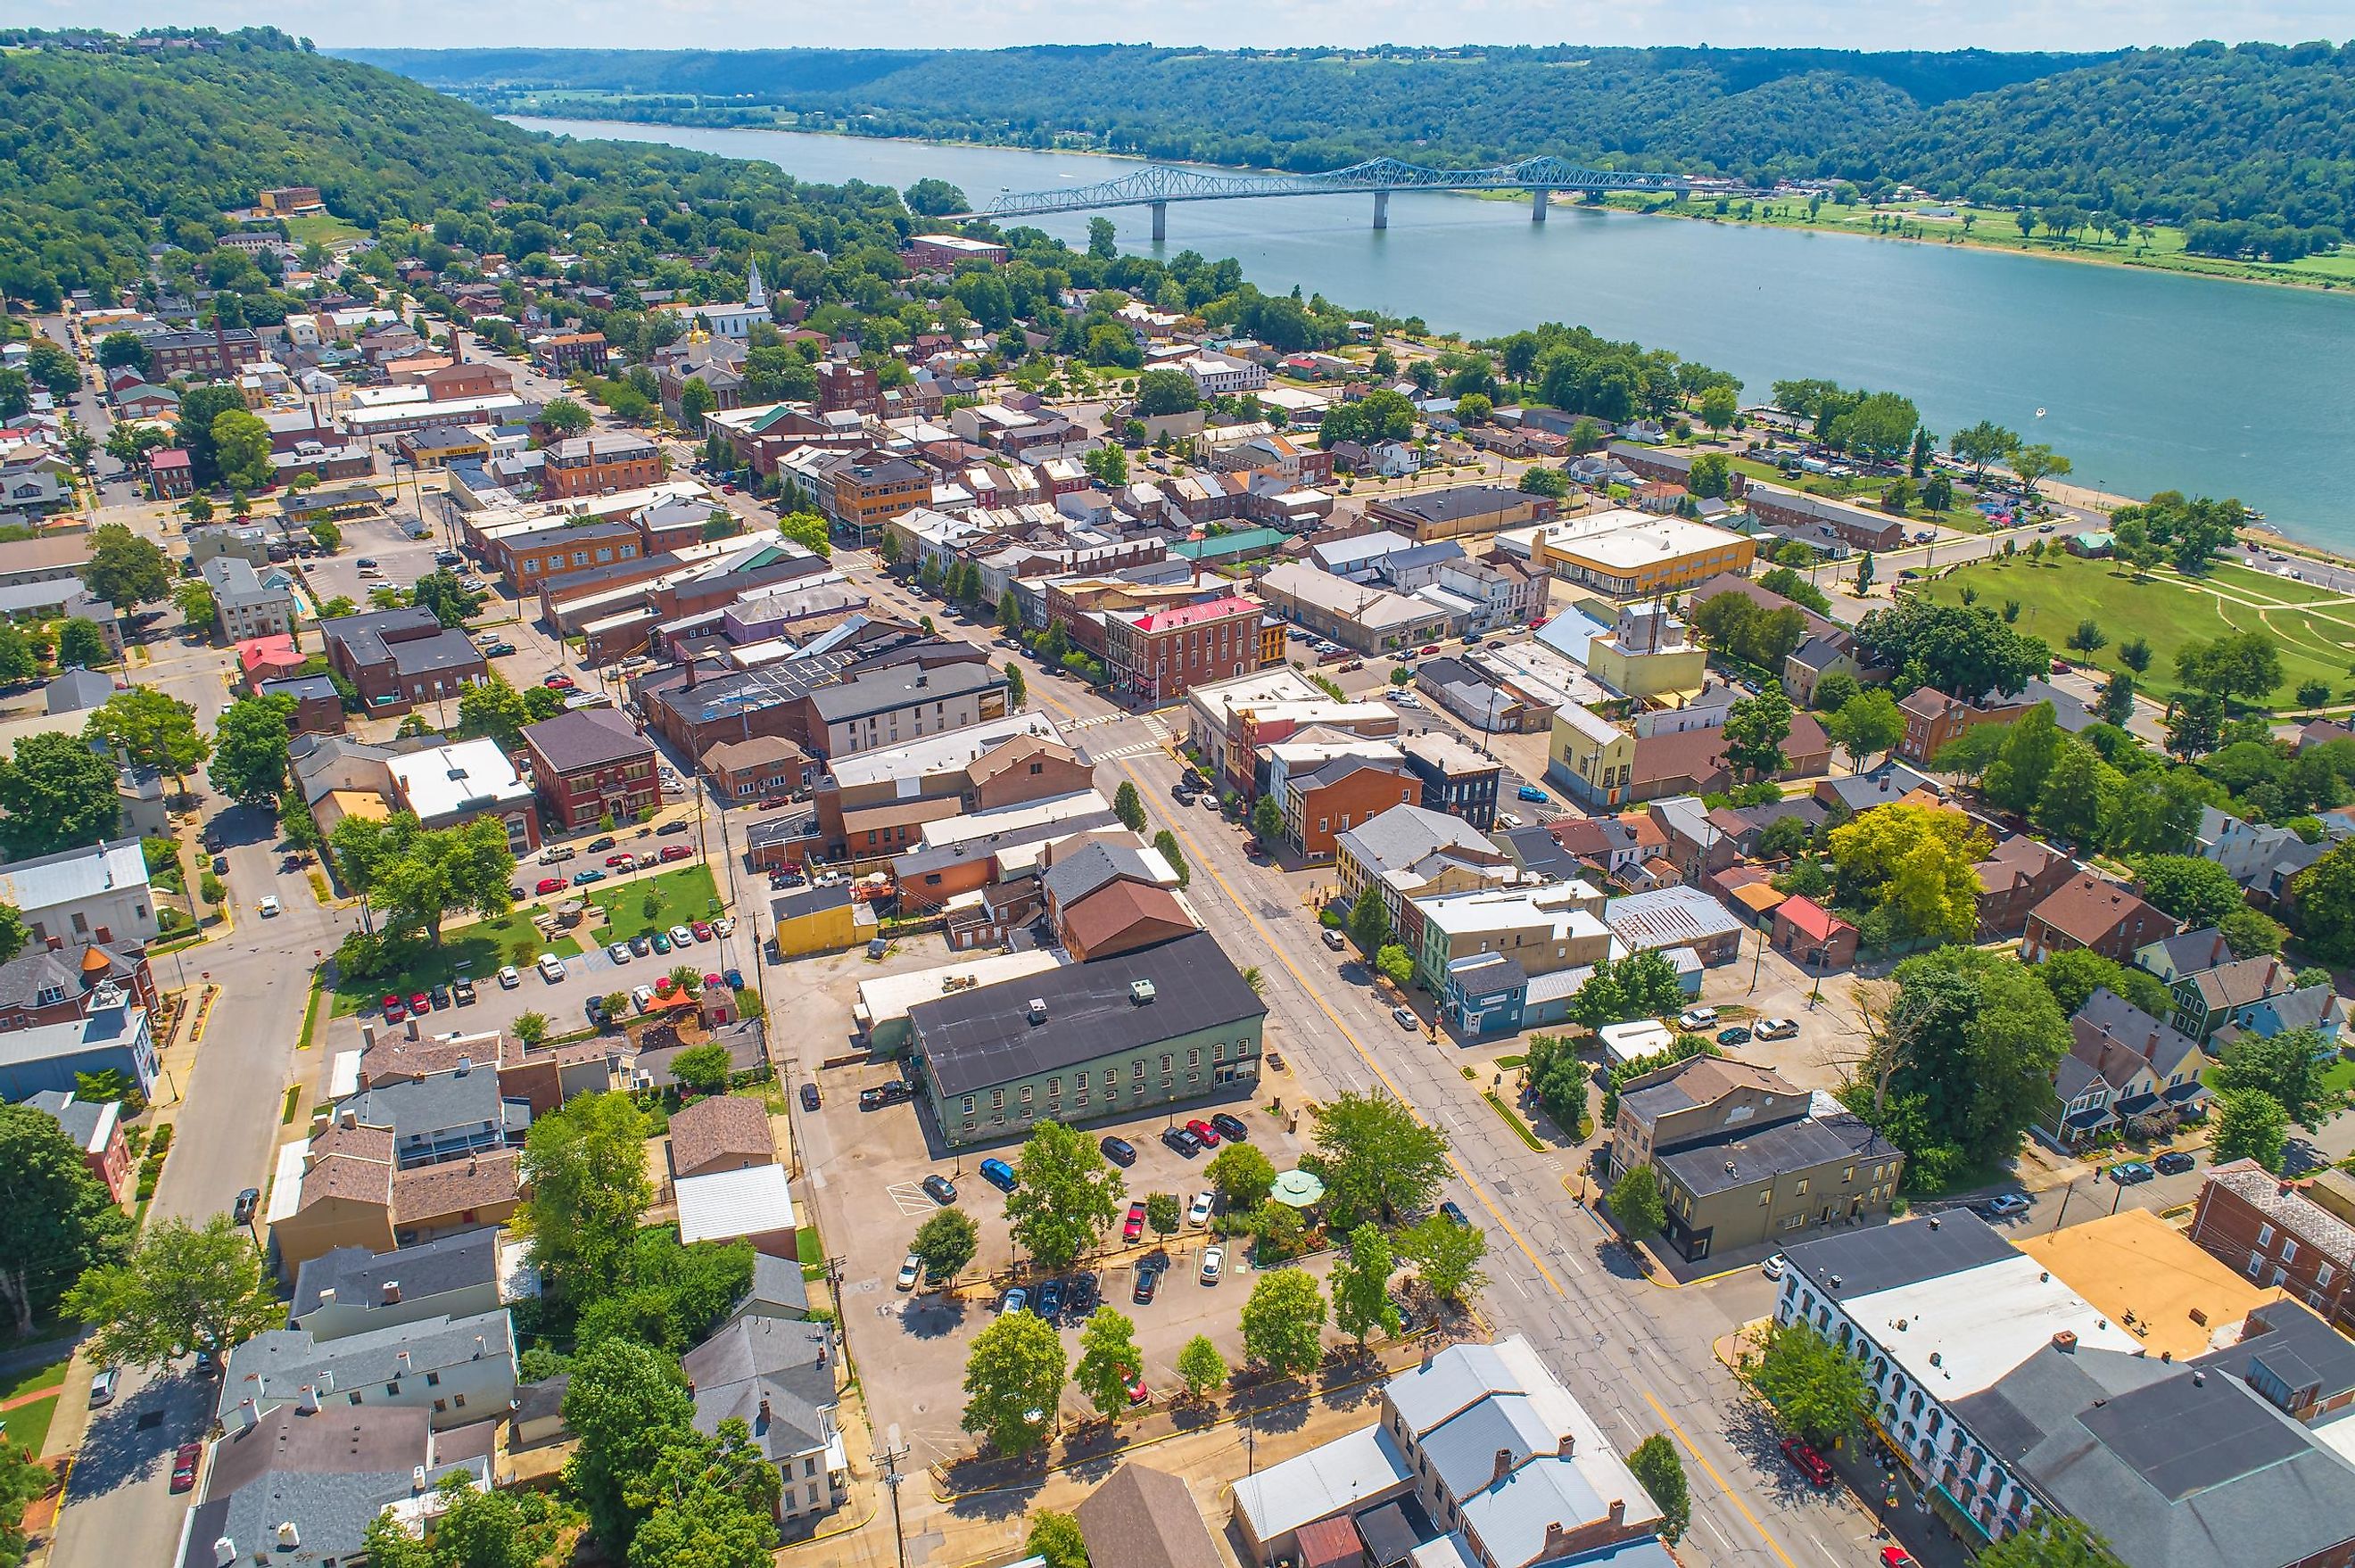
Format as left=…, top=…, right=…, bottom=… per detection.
left=1090, top=737, right=1166, bottom=763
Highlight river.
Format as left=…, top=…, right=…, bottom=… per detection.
left=513, top=116, right=2355, bottom=547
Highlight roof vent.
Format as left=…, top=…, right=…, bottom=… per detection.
left=2193, top=1370, right=2206, bottom=1387
left=1927, top=1217, right=1940, bottom=1231
left=413, top=1465, right=428, bottom=1493
left=1026, top=998, right=1047, bottom=1025
left=1929, top=1351, right=1942, bottom=1367
left=277, top=1523, right=301, bottom=1549
left=1130, top=979, right=1157, bottom=1005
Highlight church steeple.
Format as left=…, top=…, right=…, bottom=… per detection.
left=745, top=257, right=767, bottom=311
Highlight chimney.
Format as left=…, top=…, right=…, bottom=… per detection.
left=317, top=1287, right=336, bottom=1308
left=2053, top=1331, right=2078, bottom=1354
left=339, top=1109, right=357, bottom=1131
left=213, top=1540, right=236, bottom=1568
left=233, top=1398, right=258, bottom=1432
left=396, top=1349, right=411, bottom=1371
left=1542, top=1523, right=1572, bottom=1558
left=382, top=1281, right=401, bottom=1305
left=277, top=1522, right=301, bottom=1550
left=1558, top=1432, right=1576, bottom=1459
left=1607, top=1499, right=1625, bottom=1527
left=406, top=1017, right=420, bottom=1041
left=360, top=1022, right=378, bottom=1050
left=297, top=1384, right=319, bottom=1414
left=759, top=1396, right=773, bottom=1426
left=457, top=1055, right=471, bottom=1076
left=1493, top=1447, right=1516, bottom=1483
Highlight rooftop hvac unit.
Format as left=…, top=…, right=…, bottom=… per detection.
left=1130, top=979, right=1157, bottom=1004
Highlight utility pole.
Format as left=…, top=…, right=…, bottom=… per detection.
left=877, top=1431, right=913, bottom=1568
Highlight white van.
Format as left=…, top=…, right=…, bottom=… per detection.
left=540, top=845, right=574, bottom=864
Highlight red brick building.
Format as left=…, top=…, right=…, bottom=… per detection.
left=421, top=361, right=511, bottom=402
left=815, top=361, right=881, bottom=416
left=522, top=709, right=663, bottom=829
left=544, top=433, right=663, bottom=499
left=147, top=448, right=194, bottom=498
left=533, top=332, right=609, bottom=375
left=2021, top=871, right=2179, bottom=964
left=1103, top=595, right=1263, bottom=702
left=1896, top=687, right=2032, bottom=765
left=2188, top=1160, right=2355, bottom=1335
left=0, top=940, right=159, bottom=1033
left=1285, top=756, right=1420, bottom=863
left=1770, top=895, right=1860, bottom=970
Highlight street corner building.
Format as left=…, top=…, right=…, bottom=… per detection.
left=905, top=930, right=1267, bottom=1147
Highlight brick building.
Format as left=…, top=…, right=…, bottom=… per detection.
left=1896, top=688, right=2033, bottom=765
left=142, top=325, right=266, bottom=381
left=543, top=433, right=662, bottom=499
left=826, top=453, right=930, bottom=545
left=2021, top=871, right=2179, bottom=964
left=1103, top=595, right=1264, bottom=702
left=318, top=607, right=489, bottom=718
left=815, top=361, right=880, bottom=416
left=522, top=709, right=662, bottom=830
left=2188, top=1160, right=2355, bottom=1334
left=533, top=332, right=609, bottom=375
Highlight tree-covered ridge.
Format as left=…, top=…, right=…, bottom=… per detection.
left=0, top=28, right=918, bottom=309
left=346, top=40, right=2355, bottom=236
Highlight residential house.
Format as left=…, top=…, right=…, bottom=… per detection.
left=0, top=991, right=154, bottom=1102
left=2045, top=986, right=2209, bottom=1148
left=0, top=838, right=159, bottom=948
left=2021, top=872, right=2178, bottom=964
left=1771, top=895, right=1860, bottom=970
left=0, top=938, right=157, bottom=1034
left=1896, top=688, right=2031, bottom=765
left=2189, top=1160, right=2355, bottom=1333
left=1973, top=835, right=2077, bottom=940
left=1399, top=730, right=1502, bottom=830
left=1075, top=1464, right=1223, bottom=1568
left=201, top=556, right=298, bottom=641
left=1613, top=1056, right=1902, bottom=1261
left=214, top=1309, right=518, bottom=1432
left=2170, top=953, right=2304, bottom=1043
left=334, top=1064, right=533, bottom=1170
left=521, top=709, right=661, bottom=830
left=699, top=735, right=814, bottom=803
left=683, top=1309, right=847, bottom=1521
left=385, top=738, right=541, bottom=854
left=2196, top=805, right=2325, bottom=894
left=21, top=1089, right=132, bottom=1201
left=290, top=1231, right=511, bottom=1341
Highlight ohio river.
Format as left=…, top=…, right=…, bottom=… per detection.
left=514, top=116, right=2355, bottom=548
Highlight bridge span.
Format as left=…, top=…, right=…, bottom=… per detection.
left=949, top=154, right=1687, bottom=240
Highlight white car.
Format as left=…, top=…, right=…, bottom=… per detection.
left=1754, top=1017, right=1800, bottom=1041
left=713, top=916, right=736, bottom=937
left=1199, top=1245, right=1224, bottom=1284
left=669, top=924, right=696, bottom=949
left=632, top=985, right=656, bottom=1012
left=1187, top=1191, right=1213, bottom=1227
left=496, top=964, right=521, bottom=989
left=897, top=1254, right=923, bottom=1292
left=1392, top=689, right=1421, bottom=706
left=256, top=895, right=281, bottom=918
left=1761, top=1253, right=1788, bottom=1281
left=536, top=952, right=567, bottom=982
left=606, top=942, right=632, bottom=964
left=1676, top=1007, right=1721, bottom=1031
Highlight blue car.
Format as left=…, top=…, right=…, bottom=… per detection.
left=1516, top=784, right=1550, bottom=804
left=979, top=1157, right=1019, bottom=1193
left=723, top=968, right=744, bottom=991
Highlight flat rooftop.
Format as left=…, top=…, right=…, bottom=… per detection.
left=1845, top=1250, right=2144, bottom=1399
left=2018, top=1209, right=2285, bottom=1361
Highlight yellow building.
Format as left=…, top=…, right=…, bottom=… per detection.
left=773, top=882, right=879, bottom=957
left=1583, top=601, right=1708, bottom=701
left=1537, top=515, right=1756, bottom=598
left=1547, top=702, right=1639, bottom=808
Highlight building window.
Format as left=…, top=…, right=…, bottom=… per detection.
left=961, top=1096, right=975, bottom=1115
left=2258, top=1224, right=2276, bottom=1250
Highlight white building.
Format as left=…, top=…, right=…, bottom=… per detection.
left=0, top=837, right=159, bottom=947
left=1179, top=351, right=1269, bottom=396
left=384, top=738, right=539, bottom=853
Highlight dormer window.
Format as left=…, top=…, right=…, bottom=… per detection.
left=35, top=986, right=65, bottom=1008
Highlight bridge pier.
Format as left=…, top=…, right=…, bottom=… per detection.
left=1150, top=201, right=1167, bottom=243
left=1372, top=191, right=1389, bottom=231
left=1531, top=186, right=1551, bottom=223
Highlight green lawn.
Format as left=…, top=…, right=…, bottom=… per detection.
left=1913, top=554, right=2355, bottom=709
left=0, top=1362, right=66, bottom=1404
left=281, top=212, right=367, bottom=246
left=332, top=908, right=587, bottom=1016
left=3, top=1393, right=56, bottom=1455
left=588, top=864, right=723, bottom=945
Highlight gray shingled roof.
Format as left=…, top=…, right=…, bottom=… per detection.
left=1784, top=1209, right=2014, bottom=1302
left=682, top=1313, right=838, bottom=1462
left=1657, top=1111, right=1899, bottom=1199
left=216, top=1311, right=515, bottom=1424
left=291, top=1231, right=500, bottom=1320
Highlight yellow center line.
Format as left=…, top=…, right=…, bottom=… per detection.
left=1642, top=1388, right=1801, bottom=1568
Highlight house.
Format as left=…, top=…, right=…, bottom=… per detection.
left=2190, top=1161, right=2355, bottom=1335
left=906, top=932, right=1265, bottom=1148
left=2170, top=953, right=2304, bottom=1043
left=1612, top=1056, right=1902, bottom=1261
left=255, top=674, right=344, bottom=736
left=1896, top=688, right=2031, bottom=765
left=1230, top=1333, right=1665, bottom=1568
left=385, top=738, right=540, bottom=854
left=699, top=735, right=814, bottom=802
left=2021, top=872, right=2178, bottom=964
left=1771, top=895, right=1860, bottom=970
left=21, top=1088, right=132, bottom=1201
left=319, top=607, right=488, bottom=716
left=1077, top=1464, right=1223, bottom=1568
left=236, top=632, right=306, bottom=689
left=1334, top=804, right=1518, bottom=938
left=1399, top=730, right=1501, bottom=830
left=201, top=556, right=298, bottom=641
left=333, top=1064, right=533, bottom=1170
left=1603, top=886, right=1744, bottom=966
left=1972, top=835, right=2076, bottom=939
left=2195, top=805, right=2324, bottom=893
left=521, top=709, right=661, bottom=830
left=666, top=1093, right=776, bottom=1181
left=683, top=1309, right=847, bottom=1521
left=674, top=1163, right=798, bottom=1259
left=533, top=331, right=608, bottom=375
left=146, top=446, right=193, bottom=497
left=2045, top=987, right=2210, bottom=1148
left=771, top=882, right=878, bottom=957
left=267, top=1117, right=524, bottom=1275
left=0, top=838, right=159, bottom=948
left=289, top=1230, right=511, bottom=1341
left=0, top=938, right=157, bottom=1034
left=214, top=1309, right=518, bottom=1432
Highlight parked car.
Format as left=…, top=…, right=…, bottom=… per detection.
left=1322, top=928, right=1348, bottom=952
left=1716, top=1026, right=1752, bottom=1047
left=1516, top=784, right=1549, bottom=804
left=606, top=853, right=635, bottom=869
left=587, top=836, right=616, bottom=853
left=1100, top=1135, right=1137, bottom=1167
left=1760, top=1253, right=1787, bottom=1281
left=380, top=994, right=406, bottom=1021
left=1676, top=1007, right=1720, bottom=1030
left=453, top=977, right=475, bottom=1004
left=496, top=965, right=520, bottom=989
left=1392, top=1005, right=1419, bottom=1029
left=429, top=984, right=450, bottom=1009
left=997, top=1286, right=1027, bottom=1315
left=88, top=1367, right=120, bottom=1407
left=921, top=1174, right=958, bottom=1205
left=657, top=820, right=692, bottom=836
left=1069, top=1272, right=1100, bottom=1315
left=1187, top=1192, right=1214, bottom=1226
left=714, top=917, right=736, bottom=937
left=1161, top=1125, right=1203, bottom=1157
left=1781, top=1436, right=1835, bottom=1488
left=669, top=925, right=697, bottom=948
left=1210, top=1112, right=1249, bottom=1143
left=542, top=674, right=575, bottom=690
left=660, top=845, right=694, bottom=862
left=232, top=1186, right=260, bottom=1225
left=571, top=869, right=605, bottom=886
left=1185, top=1118, right=1221, bottom=1148
left=649, top=929, right=673, bottom=954
left=484, top=642, right=516, bottom=657
left=536, top=952, right=566, bottom=982
left=897, top=1255, right=922, bottom=1291
left=979, top=1158, right=1018, bottom=1193
left=1199, top=1245, right=1225, bottom=1284
left=1979, top=1193, right=2033, bottom=1217
left=691, top=920, right=715, bottom=942
left=2109, top=1160, right=2157, bottom=1185
left=1133, top=1265, right=1161, bottom=1305
left=1126, top=1367, right=1149, bottom=1405
left=1754, top=1017, right=1800, bottom=1041
left=535, top=877, right=566, bottom=895
left=631, top=985, right=656, bottom=1012
left=1123, top=1201, right=1148, bottom=1242
left=409, top=993, right=430, bottom=1015
left=170, top=1441, right=201, bottom=1492
left=1036, top=1278, right=1064, bottom=1319
left=797, top=1082, right=821, bottom=1112
left=607, top=942, right=632, bottom=963
left=628, top=934, right=651, bottom=956
left=2154, top=1151, right=2197, bottom=1176
left=1439, top=1200, right=1470, bottom=1226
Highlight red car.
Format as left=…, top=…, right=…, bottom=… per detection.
left=659, top=845, right=693, bottom=862
left=169, top=1441, right=201, bottom=1493
left=1123, top=1201, right=1147, bottom=1242
left=1186, top=1118, right=1221, bottom=1148
left=381, top=994, right=405, bottom=1020
left=605, top=853, right=634, bottom=867
left=1781, top=1436, right=1835, bottom=1489
left=1126, top=1367, right=1148, bottom=1405
left=1419, top=644, right=1440, bottom=656
left=1880, top=1550, right=1916, bottom=1568
left=535, top=876, right=567, bottom=895
left=543, top=674, right=575, bottom=690
left=691, top=921, right=714, bottom=942
left=759, top=793, right=792, bottom=810
left=409, top=992, right=431, bottom=1015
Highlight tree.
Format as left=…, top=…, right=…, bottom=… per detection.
left=1628, top=1434, right=1691, bottom=1544
left=0, top=1103, right=130, bottom=1337
left=2012, top=443, right=2071, bottom=494
left=669, top=1042, right=732, bottom=1098
left=676, top=375, right=717, bottom=429
left=171, top=578, right=217, bottom=633
left=1976, top=1517, right=2127, bottom=1568
left=2032, top=948, right=2175, bottom=1022
left=2214, top=1027, right=2334, bottom=1131
left=412, top=571, right=485, bottom=629
left=1720, top=681, right=1793, bottom=781
left=1240, top=1267, right=1326, bottom=1379
left=210, top=409, right=275, bottom=491
left=1698, top=384, right=1739, bottom=432
left=96, top=331, right=150, bottom=374
left=2067, top=618, right=2109, bottom=656
left=55, top=619, right=106, bottom=670
left=1749, top=1319, right=1870, bottom=1444
left=1176, top=1333, right=1227, bottom=1401
left=1251, top=793, right=1285, bottom=845
left=1112, top=779, right=1147, bottom=832
left=1525, top=1031, right=1592, bottom=1131
left=2130, top=854, right=2247, bottom=928
left=2210, top=1087, right=2290, bottom=1171
left=1330, top=1224, right=1401, bottom=1346
left=1208, top=1143, right=1277, bottom=1209
left=1026, top=1511, right=1089, bottom=1568
left=1133, top=367, right=1200, bottom=417
left=1073, top=1306, right=1144, bottom=1418
left=1517, top=466, right=1569, bottom=499
left=516, top=1092, right=654, bottom=1298
left=962, top=1308, right=1067, bottom=1454
left=0, top=730, right=122, bottom=859
left=1948, top=420, right=2020, bottom=481
left=1822, top=688, right=1904, bottom=770
left=1984, top=703, right=2062, bottom=812
left=1823, top=804, right=1988, bottom=945
left=205, top=692, right=297, bottom=806
left=2033, top=740, right=2111, bottom=849
left=62, top=1215, right=278, bottom=1370
left=82, top=524, right=172, bottom=607
left=563, top=1336, right=698, bottom=1552
left=1001, top=658, right=1028, bottom=711
left=1004, top=1119, right=1127, bottom=1271
left=84, top=687, right=210, bottom=792
left=1375, top=943, right=1415, bottom=989
left=1347, top=886, right=1392, bottom=955
left=1686, top=452, right=1731, bottom=499
left=1145, top=1191, right=1182, bottom=1239
left=1856, top=597, right=2049, bottom=701
left=1607, top=1163, right=1668, bottom=1235
left=1152, top=829, right=1189, bottom=888
left=343, top=815, right=516, bottom=947
left=773, top=511, right=830, bottom=557
left=456, top=676, right=534, bottom=748
left=2165, top=694, right=2226, bottom=760
left=542, top=397, right=593, bottom=437
left=1303, top=1089, right=1450, bottom=1229
left=2097, top=672, right=2137, bottom=726
left=2219, top=904, right=2288, bottom=958
left=173, top=384, right=247, bottom=486
left=911, top=1208, right=979, bottom=1283
left=1249, top=1197, right=1306, bottom=1259
left=2177, top=631, right=2285, bottom=706
left=1397, top=1211, right=1489, bottom=1303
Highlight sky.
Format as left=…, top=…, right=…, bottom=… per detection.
left=32, top=0, right=2355, bottom=54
